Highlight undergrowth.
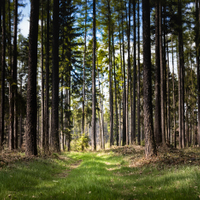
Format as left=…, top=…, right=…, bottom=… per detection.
left=0, top=146, right=200, bottom=199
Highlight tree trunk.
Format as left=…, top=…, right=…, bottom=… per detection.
left=44, top=0, right=50, bottom=155
left=112, top=33, right=118, bottom=146
left=137, top=0, right=141, bottom=145
left=131, top=0, right=136, bottom=144
left=122, top=0, right=126, bottom=146
left=154, top=0, right=162, bottom=145
left=166, top=37, right=170, bottom=144
left=126, top=1, right=130, bottom=145
left=118, top=13, right=123, bottom=146
left=196, top=0, right=200, bottom=146
left=142, top=0, right=157, bottom=158
left=13, top=1, right=18, bottom=148
left=9, top=0, right=14, bottom=150
left=108, top=0, right=113, bottom=147
left=41, top=0, right=44, bottom=150
left=82, top=0, right=87, bottom=135
left=159, top=1, right=165, bottom=146
left=92, top=0, right=96, bottom=151
left=51, top=0, right=60, bottom=153
left=171, top=35, right=176, bottom=148
left=0, top=0, right=6, bottom=148
left=178, top=0, right=185, bottom=148
left=25, top=0, right=39, bottom=156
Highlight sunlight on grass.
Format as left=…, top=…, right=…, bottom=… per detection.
left=0, top=148, right=200, bottom=199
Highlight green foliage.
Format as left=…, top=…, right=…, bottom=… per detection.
left=71, top=134, right=90, bottom=151
left=77, top=134, right=90, bottom=151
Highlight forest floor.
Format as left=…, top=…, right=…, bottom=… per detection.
left=0, top=145, right=200, bottom=199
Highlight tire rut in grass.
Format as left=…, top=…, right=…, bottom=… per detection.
left=57, top=159, right=82, bottom=178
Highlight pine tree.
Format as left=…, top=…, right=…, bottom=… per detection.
left=92, top=0, right=96, bottom=151
left=25, top=0, right=39, bottom=156
left=51, top=0, right=60, bottom=153
left=142, top=0, right=157, bottom=158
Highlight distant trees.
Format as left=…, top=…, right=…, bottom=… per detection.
left=1, top=0, right=200, bottom=155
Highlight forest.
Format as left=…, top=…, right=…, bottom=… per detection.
left=0, top=0, right=200, bottom=157
left=2, top=0, right=200, bottom=199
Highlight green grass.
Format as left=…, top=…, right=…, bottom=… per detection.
left=0, top=147, right=200, bottom=199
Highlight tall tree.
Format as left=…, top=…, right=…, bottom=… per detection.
left=92, top=0, right=96, bottom=151
left=131, top=0, right=137, bottom=144
left=51, top=0, right=60, bottom=153
left=196, top=0, right=200, bottom=146
left=25, top=0, right=39, bottom=156
left=41, top=0, right=44, bottom=150
left=122, top=0, right=126, bottom=146
left=142, top=0, right=157, bottom=158
left=113, top=33, right=118, bottom=146
left=137, top=0, right=140, bottom=145
left=13, top=0, right=18, bottom=149
left=178, top=0, right=185, bottom=148
left=44, top=0, right=50, bottom=154
left=108, top=0, right=113, bottom=147
left=154, top=0, right=162, bottom=145
left=82, top=0, right=88, bottom=135
left=159, top=1, right=165, bottom=145
left=0, top=0, right=6, bottom=148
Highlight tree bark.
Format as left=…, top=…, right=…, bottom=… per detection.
left=131, top=0, right=136, bottom=144
left=92, top=0, right=96, bottom=151
left=178, top=0, right=185, bottom=148
left=159, top=1, right=165, bottom=146
left=122, top=0, right=126, bottom=146
left=0, top=0, right=5, bottom=148
left=25, top=0, right=39, bottom=156
left=82, top=0, right=87, bottom=135
left=137, top=0, right=140, bottom=145
left=171, top=35, right=176, bottom=148
left=44, top=0, right=50, bottom=155
left=113, top=33, right=118, bottom=146
left=196, top=0, right=200, bottom=146
left=51, top=0, right=60, bottom=153
left=142, top=0, right=157, bottom=158
left=108, top=0, right=113, bottom=147
left=41, top=0, right=44, bottom=150
left=154, top=0, right=162, bottom=145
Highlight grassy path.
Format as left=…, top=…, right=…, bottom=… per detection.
left=0, top=147, right=200, bottom=199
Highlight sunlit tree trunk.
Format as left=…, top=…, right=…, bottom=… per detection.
left=142, top=0, right=157, bottom=158
left=108, top=0, right=113, bottom=147
left=122, top=0, right=126, bottom=146
left=44, top=0, right=50, bottom=154
left=131, top=0, right=136, bottom=144
left=92, top=0, right=96, bottom=151
left=113, top=33, right=118, bottom=146
left=82, top=0, right=87, bottom=135
left=51, top=0, right=60, bottom=153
